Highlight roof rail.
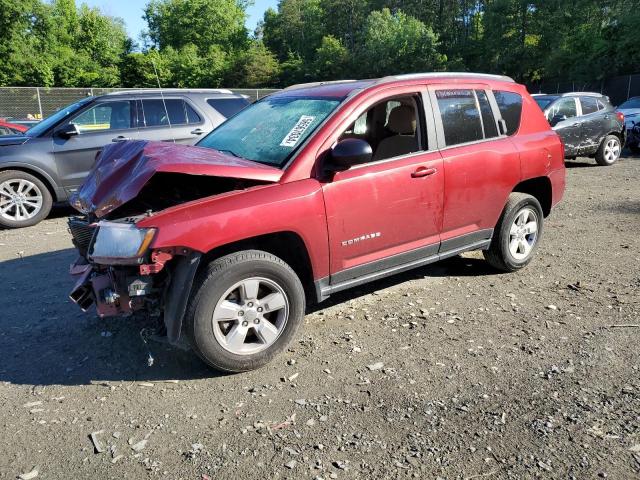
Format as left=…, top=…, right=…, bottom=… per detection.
left=380, top=72, right=516, bottom=83
left=284, top=80, right=358, bottom=91
left=559, top=91, right=602, bottom=97
left=103, top=88, right=235, bottom=96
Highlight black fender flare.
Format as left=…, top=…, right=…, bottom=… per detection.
left=163, top=252, right=201, bottom=343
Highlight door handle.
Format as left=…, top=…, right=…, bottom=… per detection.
left=112, top=136, right=131, bottom=142
left=411, top=167, right=437, bottom=178
left=572, top=122, right=580, bottom=127
left=190, top=128, right=205, bottom=135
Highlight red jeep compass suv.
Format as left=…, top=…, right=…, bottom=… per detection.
left=69, top=73, right=565, bottom=372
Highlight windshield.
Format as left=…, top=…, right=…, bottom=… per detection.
left=534, top=97, right=557, bottom=110
left=197, top=95, right=342, bottom=167
left=26, top=97, right=93, bottom=137
left=619, top=97, right=640, bottom=109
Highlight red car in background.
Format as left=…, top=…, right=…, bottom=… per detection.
left=0, top=120, right=28, bottom=135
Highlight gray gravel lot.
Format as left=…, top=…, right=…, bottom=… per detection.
left=1, top=156, right=639, bottom=479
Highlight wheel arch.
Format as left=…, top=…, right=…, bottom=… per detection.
left=512, top=176, right=552, bottom=217
left=0, top=164, right=60, bottom=202
left=201, top=231, right=317, bottom=305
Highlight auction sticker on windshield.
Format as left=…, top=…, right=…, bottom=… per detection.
left=280, top=115, right=316, bottom=147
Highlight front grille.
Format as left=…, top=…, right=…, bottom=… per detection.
left=68, top=217, right=96, bottom=256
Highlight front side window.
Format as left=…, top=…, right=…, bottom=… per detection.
left=70, top=101, right=132, bottom=133
left=494, top=91, right=523, bottom=136
left=338, top=94, right=423, bottom=162
left=140, top=99, right=200, bottom=127
left=580, top=97, right=598, bottom=115
left=197, top=95, right=341, bottom=167
left=436, top=89, right=483, bottom=146
left=547, top=98, right=577, bottom=121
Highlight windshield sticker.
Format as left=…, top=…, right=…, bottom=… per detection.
left=280, top=115, right=316, bottom=147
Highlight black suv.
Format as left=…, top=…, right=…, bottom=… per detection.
left=0, top=89, right=249, bottom=228
left=533, top=92, right=625, bottom=166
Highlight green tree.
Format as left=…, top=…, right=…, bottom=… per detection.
left=227, top=41, right=280, bottom=87
left=144, top=0, right=247, bottom=54
left=313, top=35, right=350, bottom=80
left=359, top=8, right=446, bottom=77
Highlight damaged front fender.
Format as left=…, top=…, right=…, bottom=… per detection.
left=163, top=251, right=201, bottom=343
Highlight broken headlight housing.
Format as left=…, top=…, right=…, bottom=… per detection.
left=89, top=221, right=156, bottom=265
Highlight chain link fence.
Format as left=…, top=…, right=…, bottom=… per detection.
left=0, top=87, right=281, bottom=122
left=528, top=73, right=640, bottom=106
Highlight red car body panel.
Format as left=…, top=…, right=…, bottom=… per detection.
left=137, top=179, right=331, bottom=279
left=71, top=140, right=283, bottom=218
left=0, top=120, right=28, bottom=133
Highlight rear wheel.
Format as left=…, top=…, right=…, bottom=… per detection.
left=185, top=250, right=305, bottom=373
left=483, top=193, right=544, bottom=272
left=595, top=135, right=621, bottom=166
left=0, top=170, right=52, bottom=228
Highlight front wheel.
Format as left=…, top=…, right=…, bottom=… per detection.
left=185, top=250, right=305, bottom=373
left=0, top=170, right=52, bottom=228
left=483, top=193, right=544, bottom=272
left=595, top=135, right=621, bottom=166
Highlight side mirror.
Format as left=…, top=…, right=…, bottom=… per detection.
left=56, top=124, right=79, bottom=139
left=326, top=138, right=372, bottom=171
left=549, top=114, right=567, bottom=127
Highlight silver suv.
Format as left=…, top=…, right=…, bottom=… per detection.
left=0, top=89, right=249, bottom=228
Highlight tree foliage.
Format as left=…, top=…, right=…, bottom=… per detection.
left=0, top=0, right=638, bottom=88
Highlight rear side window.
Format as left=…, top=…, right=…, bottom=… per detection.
left=597, top=99, right=608, bottom=111
left=207, top=98, right=250, bottom=118
left=580, top=97, right=598, bottom=115
left=476, top=90, right=499, bottom=138
left=435, top=89, right=483, bottom=146
left=493, top=91, right=523, bottom=136
left=140, top=99, right=201, bottom=127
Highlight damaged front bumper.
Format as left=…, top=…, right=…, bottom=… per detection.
left=68, top=217, right=202, bottom=343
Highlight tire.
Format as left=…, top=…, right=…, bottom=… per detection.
left=185, top=250, right=305, bottom=373
left=0, top=170, right=53, bottom=228
left=595, top=135, right=621, bottom=166
left=483, top=193, right=544, bottom=272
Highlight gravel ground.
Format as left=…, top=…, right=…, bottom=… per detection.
left=1, top=155, right=639, bottom=480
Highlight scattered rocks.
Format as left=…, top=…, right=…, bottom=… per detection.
left=367, top=362, right=384, bottom=371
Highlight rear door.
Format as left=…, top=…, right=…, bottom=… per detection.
left=52, top=99, right=138, bottom=191
left=429, top=85, right=521, bottom=247
left=136, top=97, right=208, bottom=145
left=578, top=96, right=605, bottom=153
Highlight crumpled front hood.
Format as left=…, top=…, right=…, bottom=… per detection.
left=71, top=140, right=283, bottom=218
left=0, top=135, right=29, bottom=146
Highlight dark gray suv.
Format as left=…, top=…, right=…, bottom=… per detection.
left=0, top=89, right=249, bottom=228
left=533, top=92, right=625, bottom=166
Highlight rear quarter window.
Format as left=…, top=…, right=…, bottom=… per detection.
left=493, top=91, right=523, bottom=136
left=207, top=98, right=250, bottom=118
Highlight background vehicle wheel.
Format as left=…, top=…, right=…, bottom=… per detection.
left=483, top=193, right=544, bottom=272
left=185, top=250, right=305, bottom=373
left=0, top=170, right=52, bottom=228
left=595, top=135, right=621, bottom=165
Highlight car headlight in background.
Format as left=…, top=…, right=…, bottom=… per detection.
left=89, top=221, right=156, bottom=264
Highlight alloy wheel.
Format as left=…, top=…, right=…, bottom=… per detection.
left=604, top=138, right=621, bottom=163
left=0, top=179, right=44, bottom=222
left=212, top=277, right=289, bottom=355
left=509, top=207, right=539, bottom=260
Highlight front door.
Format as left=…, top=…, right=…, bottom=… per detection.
left=320, top=90, right=444, bottom=284
left=547, top=97, right=582, bottom=156
left=53, top=99, right=138, bottom=192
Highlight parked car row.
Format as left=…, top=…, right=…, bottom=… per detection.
left=0, top=89, right=249, bottom=228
